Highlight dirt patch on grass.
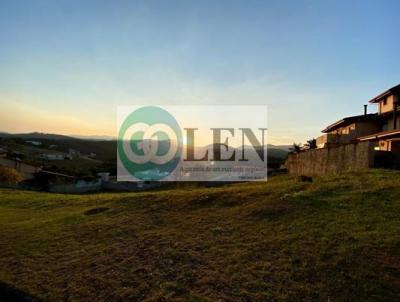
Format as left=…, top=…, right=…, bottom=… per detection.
left=84, top=207, right=110, bottom=216
left=189, top=194, right=218, bottom=208
left=249, top=203, right=290, bottom=221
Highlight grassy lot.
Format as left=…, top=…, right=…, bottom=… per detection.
left=0, top=170, right=400, bottom=301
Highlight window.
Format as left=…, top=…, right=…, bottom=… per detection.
left=383, top=98, right=387, bottom=105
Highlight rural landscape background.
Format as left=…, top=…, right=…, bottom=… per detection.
left=0, top=131, right=289, bottom=178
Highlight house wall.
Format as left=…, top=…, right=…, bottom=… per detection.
left=379, top=95, right=395, bottom=114
left=377, top=139, right=400, bottom=152
left=355, top=121, right=381, bottom=137
left=379, top=115, right=400, bottom=131
left=285, top=141, right=374, bottom=176
left=318, top=121, right=380, bottom=148
left=316, top=134, right=328, bottom=148
left=378, top=140, right=390, bottom=151
left=0, top=157, right=41, bottom=179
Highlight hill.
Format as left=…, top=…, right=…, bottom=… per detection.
left=1, top=170, right=400, bottom=301
left=0, top=132, right=289, bottom=176
left=0, top=132, right=78, bottom=141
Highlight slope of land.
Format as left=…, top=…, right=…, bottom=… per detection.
left=0, top=170, right=400, bottom=301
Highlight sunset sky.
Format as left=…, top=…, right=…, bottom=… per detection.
left=1, top=0, right=400, bottom=145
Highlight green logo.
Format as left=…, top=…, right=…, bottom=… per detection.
left=118, top=106, right=182, bottom=180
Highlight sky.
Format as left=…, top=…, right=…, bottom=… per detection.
left=0, top=0, right=400, bottom=145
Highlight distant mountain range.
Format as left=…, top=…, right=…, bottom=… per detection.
left=70, top=134, right=116, bottom=141
left=0, top=131, right=291, bottom=163
left=0, top=132, right=117, bottom=141
left=0, top=132, right=292, bottom=150
left=0, top=132, right=79, bottom=140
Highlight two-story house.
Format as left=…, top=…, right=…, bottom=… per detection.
left=316, top=84, right=400, bottom=153
left=358, top=84, right=400, bottom=152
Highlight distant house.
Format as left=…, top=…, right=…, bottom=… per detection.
left=26, top=140, right=42, bottom=146
left=68, top=149, right=80, bottom=157
left=0, top=156, right=42, bottom=180
left=97, top=172, right=110, bottom=181
left=39, top=154, right=65, bottom=160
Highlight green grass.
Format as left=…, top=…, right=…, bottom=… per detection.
left=1, top=170, right=400, bottom=301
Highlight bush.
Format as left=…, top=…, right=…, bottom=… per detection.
left=290, top=143, right=302, bottom=154
left=0, top=166, right=23, bottom=184
left=305, top=138, right=317, bottom=149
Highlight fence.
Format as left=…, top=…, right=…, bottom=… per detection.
left=285, top=141, right=375, bottom=176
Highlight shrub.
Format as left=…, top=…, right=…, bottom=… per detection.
left=290, top=143, right=302, bottom=153
left=0, top=166, right=23, bottom=184
left=305, top=138, right=317, bottom=149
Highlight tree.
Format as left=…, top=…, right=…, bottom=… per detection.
left=290, top=143, right=302, bottom=154
left=0, top=166, right=23, bottom=185
left=305, top=138, right=317, bottom=150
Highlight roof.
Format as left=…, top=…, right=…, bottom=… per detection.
left=358, top=129, right=400, bottom=141
left=322, top=113, right=377, bottom=133
left=369, top=84, right=400, bottom=103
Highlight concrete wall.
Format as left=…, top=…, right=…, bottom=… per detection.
left=48, top=179, right=101, bottom=193
left=285, top=141, right=374, bottom=176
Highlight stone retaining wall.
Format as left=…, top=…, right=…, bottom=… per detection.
left=285, top=141, right=374, bottom=176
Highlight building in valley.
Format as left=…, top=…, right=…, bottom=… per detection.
left=0, top=153, right=42, bottom=180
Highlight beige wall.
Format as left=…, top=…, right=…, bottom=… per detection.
left=378, top=139, right=400, bottom=152
left=379, top=95, right=395, bottom=114
left=378, top=140, right=390, bottom=151
left=316, top=132, right=345, bottom=148
left=319, top=121, right=380, bottom=148
left=316, top=134, right=328, bottom=148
